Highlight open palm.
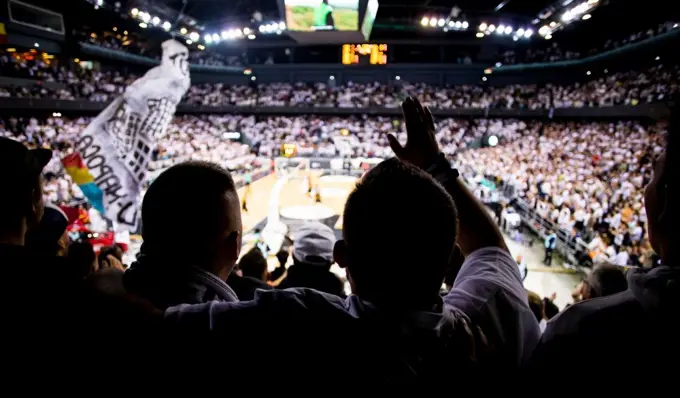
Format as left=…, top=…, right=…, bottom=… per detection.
left=386, top=97, right=440, bottom=170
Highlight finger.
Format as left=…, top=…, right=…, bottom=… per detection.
left=412, top=97, right=428, bottom=124
left=401, top=97, right=422, bottom=140
left=386, top=134, right=404, bottom=157
left=424, top=106, right=435, bottom=131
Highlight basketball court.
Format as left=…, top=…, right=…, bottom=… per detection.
left=238, top=170, right=582, bottom=308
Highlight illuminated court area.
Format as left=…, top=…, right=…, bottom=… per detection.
left=236, top=171, right=581, bottom=308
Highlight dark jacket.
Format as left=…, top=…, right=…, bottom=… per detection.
left=530, top=265, right=680, bottom=372
left=227, top=272, right=272, bottom=301
left=124, top=254, right=238, bottom=310
left=278, top=263, right=345, bottom=297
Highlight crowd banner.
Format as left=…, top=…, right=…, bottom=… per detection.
left=62, top=39, right=190, bottom=231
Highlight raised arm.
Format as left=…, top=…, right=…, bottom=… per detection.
left=386, top=97, right=508, bottom=256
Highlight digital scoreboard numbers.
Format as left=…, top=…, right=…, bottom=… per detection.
left=342, top=44, right=387, bottom=65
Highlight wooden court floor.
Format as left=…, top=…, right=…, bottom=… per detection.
left=238, top=172, right=357, bottom=233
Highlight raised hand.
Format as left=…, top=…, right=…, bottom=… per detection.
left=386, top=97, right=440, bottom=170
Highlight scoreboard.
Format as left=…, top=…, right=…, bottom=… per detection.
left=341, top=44, right=387, bottom=65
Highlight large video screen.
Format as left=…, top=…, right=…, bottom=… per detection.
left=285, top=0, right=359, bottom=32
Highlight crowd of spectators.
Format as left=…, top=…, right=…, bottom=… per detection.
left=1, top=96, right=676, bottom=380
left=499, top=21, right=678, bottom=65
left=2, top=49, right=678, bottom=109
left=456, top=120, right=664, bottom=268
left=0, top=111, right=663, bottom=269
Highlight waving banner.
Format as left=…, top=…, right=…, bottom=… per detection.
left=63, top=39, right=190, bottom=230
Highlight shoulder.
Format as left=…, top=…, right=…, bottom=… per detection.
left=542, top=289, right=639, bottom=340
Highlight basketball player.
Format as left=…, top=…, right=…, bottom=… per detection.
left=306, top=173, right=314, bottom=198
left=314, top=184, right=322, bottom=204
left=242, top=173, right=252, bottom=213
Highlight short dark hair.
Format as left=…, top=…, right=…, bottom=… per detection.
left=239, top=247, right=268, bottom=280
left=587, top=263, right=628, bottom=298
left=342, top=158, right=458, bottom=301
left=142, top=161, right=236, bottom=257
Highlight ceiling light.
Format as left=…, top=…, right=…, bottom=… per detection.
left=204, top=34, right=212, bottom=43
left=495, top=62, right=502, bottom=67
left=163, top=21, right=171, bottom=31
left=189, top=32, right=199, bottom=41
left=513, top=36, right=518, bottom=41
left=141, top=13, right=151, bottom=23
left=587, top=71, right=591, bottom=75
left=498, top=24, right=505, bottom=33
left=279, top=21, right=286, bottom=30
left=545, top=34, right=552, bottom=40
left=479, top=22, right=487, bottom=31
left=180, top=27, right=187, bottom=35
left=152, top=16, right=160, bottom=25
left=462, top=21, right=469, bottom=29
left=437, top=19, right=445, bottom=27
left=248, top=34, right=256, bottom=39
left=244, top=27, right=251, bottom=34
left=524, top=29, right=533, bottom=38
left=421, top=17, right=429, bottom=26
left=476, top=32, right=484, bottom=38
left=455, top=21, right=462, bottom=29
left=198, top=45, right=205, bottom=50
left=131, top=8, right=138, bottom=16
left=517, top=28, right=525, bottom=36
left=448, top=20, right=455, bottom=27
left=504, top=26, right=512, bottom=34
left=139, top=22, right=147, bottom=28
left=186, top=39, right=193, bottom=45
left=582, top=14, right=591, bottom=20
left=212, top=33, right=220, bottom=41
left=488, top=24, right=496, bottom=32
left=429, top=18, right=437, bottom=27
left=222, top=31, right=229, bottom=39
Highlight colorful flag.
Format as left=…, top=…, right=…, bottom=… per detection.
left=63, top=40, right=190, bottom=231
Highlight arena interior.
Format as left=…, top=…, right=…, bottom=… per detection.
left=1, top=0, right=678, bottom=380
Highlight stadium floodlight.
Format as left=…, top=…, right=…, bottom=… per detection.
left=421, top=17, right=429, bottom=27
left=479, top=22, right=487, bottom=31
left=582, top=13, right=591, bottom=20
left=429, top=18, right=437, bottom=27
left=189, top=31, right=200, bottom=41
left=504, top=26, right=512, bottom=34
left=204, top=34, right=212, bottom=43
left=131, top=8, right=138, bottom=16
left=488, top=24, right=496, bottom=32
left=437, top=18, right=445, bottom=27
left=212, top=33, right=220, bottom=41
left=517, top=28, right=525, bottom=36
left=163, top=21, right=171, bottom=31
left=524, top=29, right=533, bottom=38
left=462, top=21, right=469, bottom=29
left=152, top=16, right=160, bottom=25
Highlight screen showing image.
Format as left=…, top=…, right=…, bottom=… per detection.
left=285, top=0, right=359, bottom=32
left=361, top=0, right=379, bottom=39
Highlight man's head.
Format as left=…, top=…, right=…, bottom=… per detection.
left=142, top=161, right=242, bottom=280
left=335, top=158, right=458, bottom=308
left=293, top=222, right=335, bottom=269
left=644, top=134, right=677, bottom=264
left=239, top=247, right=268, bottom=281
left=583, top=263, right=628, bottom=300
left=0, top=137, right=51, bottom=245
